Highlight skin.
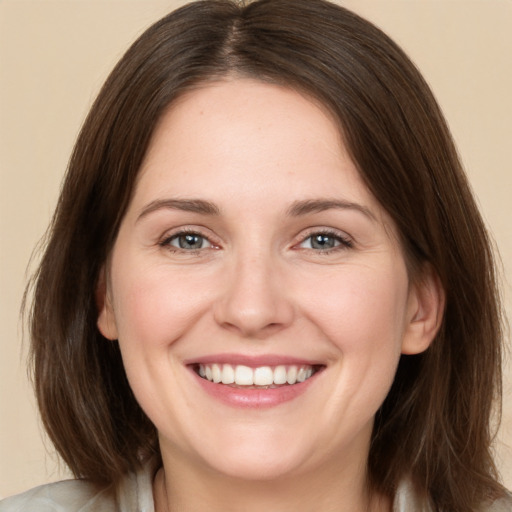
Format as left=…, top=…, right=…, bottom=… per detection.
left=97, top=79, right=443, bottom=512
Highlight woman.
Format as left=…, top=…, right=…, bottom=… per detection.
left=1, top=0, right=509, bottom=510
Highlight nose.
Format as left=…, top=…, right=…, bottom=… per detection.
left=213, top=253, right=294, bottom=339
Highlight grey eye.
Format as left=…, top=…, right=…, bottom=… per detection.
left=170, top=233, right=211, bottom=250
left=301, top=234, right=341, bottom=250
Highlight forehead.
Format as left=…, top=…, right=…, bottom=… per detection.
left=119, top=77, right=403, bottom=254
left=135, top=79, right=371, bottom=203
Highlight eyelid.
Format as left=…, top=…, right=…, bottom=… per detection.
left=158, top=226, right=221, bottom=250
left=293, top=227, right=354, bottom=251
left=169, top=233, right=212, bottom=250
left=156, top=225, right=354, bottom=253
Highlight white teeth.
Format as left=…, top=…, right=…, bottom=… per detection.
left=197, top=363, right=316, bottom=386
left=286, top=366, right=297, bottom=385
left=212, top=364, right=222, bottom=383
left=254, top=366, right=274, bottom=386
left=235, top=365, right=254, bottom=385
left=221, top=364, right=235, bottom=384
left=273, top=365, right=287, bottom=385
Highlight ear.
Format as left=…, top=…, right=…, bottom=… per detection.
left=96, top=267, right=118, bottom=340
left=401, top=264, right=445, bottom=355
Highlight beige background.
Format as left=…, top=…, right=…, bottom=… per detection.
left=1, top=0, right=511, bottom=498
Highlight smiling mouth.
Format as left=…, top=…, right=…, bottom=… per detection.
left=194, top=363, right=322, bottom=388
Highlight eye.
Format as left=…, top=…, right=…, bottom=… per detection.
left=163, top=232, right=212, bottom=250
left=299, top=231, right=352, bottom=251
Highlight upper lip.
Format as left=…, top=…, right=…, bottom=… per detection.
left=183, top=353, right=325, bottom=368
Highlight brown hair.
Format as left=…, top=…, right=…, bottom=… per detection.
left=27, top=0, right=505, bottom=509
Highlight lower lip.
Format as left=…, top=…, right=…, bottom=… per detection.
left=190, top=369, right=320, bottom=409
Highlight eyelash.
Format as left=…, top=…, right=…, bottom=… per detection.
left=159, top=228, right=216, bottom=254
left=296, top=229, right=353, bottom=254
left=159, top=228, right=353, bottom=255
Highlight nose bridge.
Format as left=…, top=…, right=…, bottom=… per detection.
left=214, top=243, right=293, bottom=337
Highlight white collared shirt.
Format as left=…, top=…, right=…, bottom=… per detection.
left=1, top=463, right=510, bottom=511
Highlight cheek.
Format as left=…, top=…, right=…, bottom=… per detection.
left=294, top=262, right=409, bottom=421
left=109, top=258, right=215, bottom=351
left=297, top=264, right=410, bottom=355
left=107, top=258, right=211, bottom=428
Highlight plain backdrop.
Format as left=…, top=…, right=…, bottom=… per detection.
left=1, top=0, right=511, bottom=498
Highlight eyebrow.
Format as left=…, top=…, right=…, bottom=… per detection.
left=136, top=197, right=375, bottom=222
left=137, top=198, right=220, bottom=221
left=286, top=199, right=376, bottom=221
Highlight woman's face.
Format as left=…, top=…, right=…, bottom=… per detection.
left=98, top=79, right=437, bottom=482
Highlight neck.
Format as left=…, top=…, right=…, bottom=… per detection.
left=153, top=451, right=391, bottom=512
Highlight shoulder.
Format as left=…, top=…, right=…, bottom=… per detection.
left=0, top=479, right=115, bottom=512
left=394, top=479, right=432, bottom=511
left=0, top=460, right=156, bottom=512
left=485, top=493, right=512, bottom=511
left=394, top=480, right=512, bottom=511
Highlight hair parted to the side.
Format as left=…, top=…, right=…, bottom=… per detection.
left=27, top=0, right=505, bottom=509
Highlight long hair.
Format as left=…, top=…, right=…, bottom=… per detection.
left=27, top=1, right=505, bottom=509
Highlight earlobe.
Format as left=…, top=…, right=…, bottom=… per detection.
left=96, top=267, right=118, bottom=340
left=401, top=265, right=445, bottom=355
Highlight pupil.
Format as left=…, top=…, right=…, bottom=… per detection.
left=179, top=234, right=202, bottom=249
left=312, top=234, right=334, bottom=249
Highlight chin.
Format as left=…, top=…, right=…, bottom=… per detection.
left=186, top=429, right=315, bottom=482
left=204, top=449, right=307, bottom=482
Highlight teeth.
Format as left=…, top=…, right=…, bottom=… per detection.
left=221, top=364, right=235, bottom=384
left=297, top=367, right=309, bottom=382
left=212, top=364, right=222, bottom=383
left=273, top=365, right=287, bottom=385
left=197, top=363, right=317, bottom=386
left=254, top=366, right=274, bottom=386
left=235, top=365, right=254, bottom=385
left=286, top=366, right=297, bottom=385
